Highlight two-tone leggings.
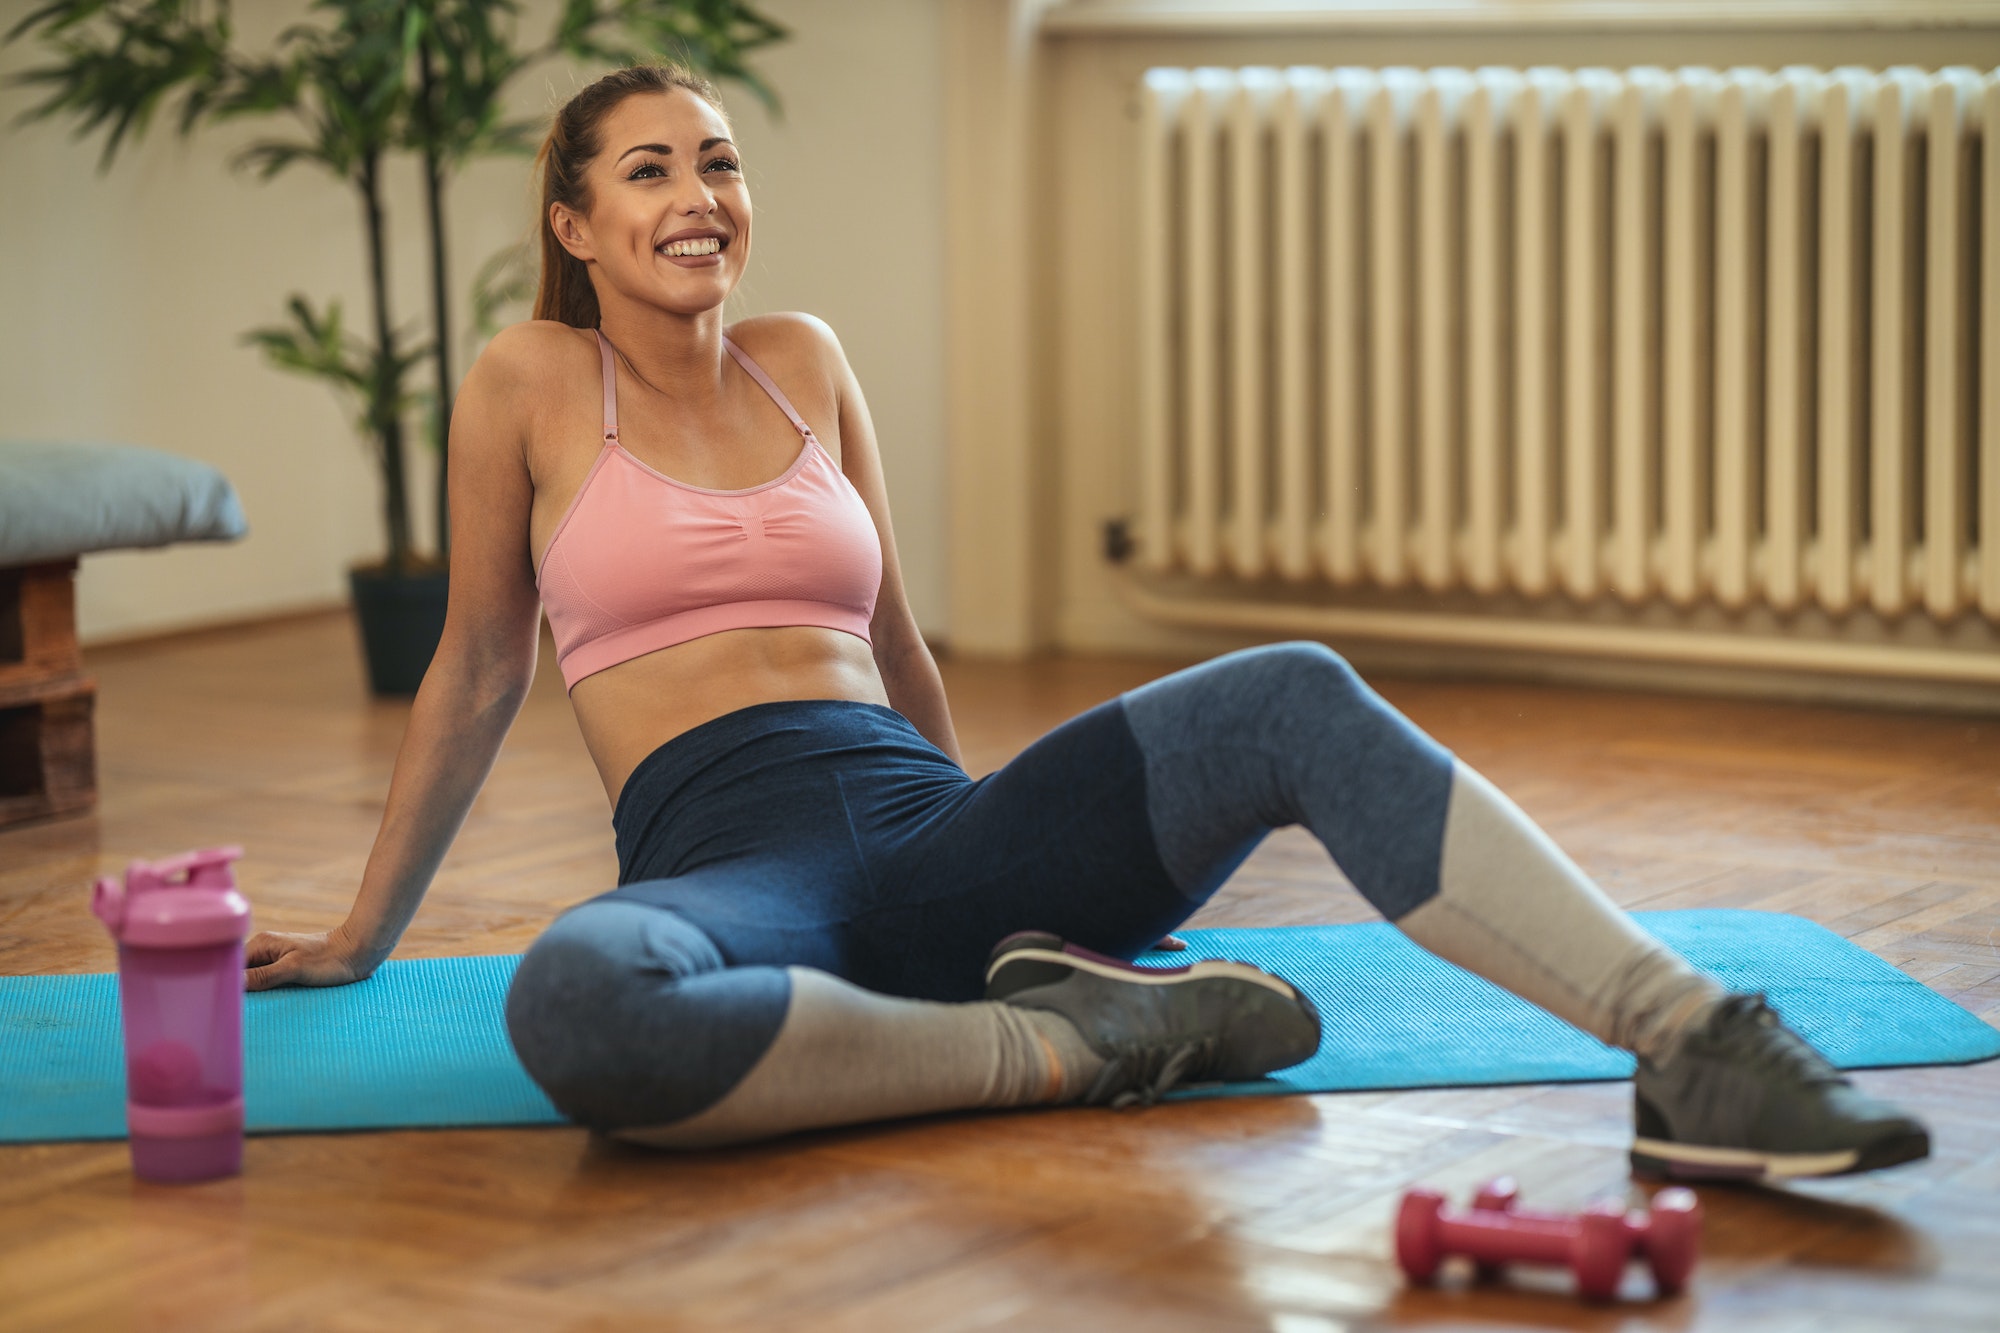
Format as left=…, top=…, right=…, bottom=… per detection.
left=504, top=643, right=1718, bottom=1146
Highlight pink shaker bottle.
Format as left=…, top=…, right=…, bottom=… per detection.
left=91, top=847, right=252, bottom=1182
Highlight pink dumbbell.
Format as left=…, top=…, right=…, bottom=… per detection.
left=1396, top=1177, right=1701, bottom=1302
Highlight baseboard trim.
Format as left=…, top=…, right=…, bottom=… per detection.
left=81, top=600, right=348, bottom=658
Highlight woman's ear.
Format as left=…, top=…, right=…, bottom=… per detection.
left=550, top=202, right=595, bottom=263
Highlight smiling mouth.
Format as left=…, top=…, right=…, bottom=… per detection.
left=658, top=236, right=725, bottom=257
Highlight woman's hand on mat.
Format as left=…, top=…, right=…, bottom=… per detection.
left=244, top=927, right=378, bottom=990
left=1153, top=934, right=1189, bottom=952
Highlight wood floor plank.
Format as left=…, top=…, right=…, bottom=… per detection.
left=2, top=612, right=1996, bottom=1330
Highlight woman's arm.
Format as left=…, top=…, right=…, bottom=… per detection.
left=245, top=329, right=550, bottom=988
left=794, top=316, right=963, bottom=767
left=874, top=610, right=961, bottom=768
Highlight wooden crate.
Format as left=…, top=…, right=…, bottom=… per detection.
left=0, top=560, right=97, bottom=826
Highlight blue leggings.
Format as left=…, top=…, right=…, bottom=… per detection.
left=505, top=643, right=1459, bottom=1130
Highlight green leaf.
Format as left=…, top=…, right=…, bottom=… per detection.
left=233, top=136, right=325, bottom=178
left=244, top=293, right=433, bottom=445
left=468, top=238, right=535, bottom=347
left=5, top=1, right=241, bottom=168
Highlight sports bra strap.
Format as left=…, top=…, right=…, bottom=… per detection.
left=592, top=328, right=620, bottom=444
left=594, top=329, right=812, bottom=444
left=723, top=337, right=814, bottom=440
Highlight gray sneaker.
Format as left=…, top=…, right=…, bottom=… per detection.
left=983, top=931, right=1322, bottom=1107
left=1631, top=992, right=1931, bottom=1180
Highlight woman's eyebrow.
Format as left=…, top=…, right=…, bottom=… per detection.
left=615, top=137, right=735, bottom=164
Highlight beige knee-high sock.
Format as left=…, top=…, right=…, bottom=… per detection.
left=1395, top=761, right=1722, bottom=1063
left=616, top=968, right=1106, bottom=1150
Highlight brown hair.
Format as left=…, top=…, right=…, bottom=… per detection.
left=533, top=64, right=731, bottom=328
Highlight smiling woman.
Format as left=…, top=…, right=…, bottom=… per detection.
left=236, top=63, right=1931, bottom=1182
left=533, top=66, right=750, bottom=329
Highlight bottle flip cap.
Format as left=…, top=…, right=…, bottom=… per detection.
left=92, top=847, right=251, bottom=948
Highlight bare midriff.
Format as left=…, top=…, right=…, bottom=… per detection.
left=568, top=624, right=888, bottom=805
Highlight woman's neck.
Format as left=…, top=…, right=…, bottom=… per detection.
left=596, top=300, right=731, bottom=408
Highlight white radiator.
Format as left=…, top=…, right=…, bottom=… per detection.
left=1130, top=65, right=2000, bottom=685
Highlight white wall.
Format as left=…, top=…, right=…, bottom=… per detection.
left=725, top=0, right=949, bottom=637
left=0, top=0, right=949, bottom=642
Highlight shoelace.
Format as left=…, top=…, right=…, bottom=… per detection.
left=1082, top=1034, right=1222, bottom=1108
left=1696, top=993, right=1845, bottom=1088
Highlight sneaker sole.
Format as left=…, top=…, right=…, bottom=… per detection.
left=1631, top=1127, right=1931, bottom=1181
left=983, top=941, right=1304, bottom=1004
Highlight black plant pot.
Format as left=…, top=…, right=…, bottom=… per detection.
left=348, top=564, right=449, bottom=696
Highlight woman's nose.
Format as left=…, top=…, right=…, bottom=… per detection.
left=678, top=181, right=716, bottom=215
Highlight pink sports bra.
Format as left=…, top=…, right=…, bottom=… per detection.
left=536, top=329, right=883, bottom=689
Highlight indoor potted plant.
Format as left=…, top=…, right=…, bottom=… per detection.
left=10, top=0, right=783, bottom=693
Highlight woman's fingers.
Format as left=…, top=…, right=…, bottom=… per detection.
left=243, top=955, right=297, bottom=991
left=244, top=935, right=309, bottom=990
left=241, top=931, right=355, bottom=990
left=243, top=931, right=297, bottom=968
left=1153, top=933, right=1190, bottom=952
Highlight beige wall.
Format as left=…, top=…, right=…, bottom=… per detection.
left=0, top=0, right=949, bottom=643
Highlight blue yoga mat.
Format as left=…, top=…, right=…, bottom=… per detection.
left=3, top=910, right=1995, bottom=1142
left=1147, top=910, right=2000, bottom=1101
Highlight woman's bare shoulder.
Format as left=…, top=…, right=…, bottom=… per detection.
left=469, top=320, right=598, bottom=396
left=452, top=322, right=598, bottom=466
left=725, top=311, right=848, bottom=387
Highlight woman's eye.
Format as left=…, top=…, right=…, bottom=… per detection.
left=629, top=162, right=666, bottom=180
left=704, top=157, right=740, bottom=174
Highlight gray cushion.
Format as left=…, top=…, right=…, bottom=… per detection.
left=0, top=440, right=248, bottom=566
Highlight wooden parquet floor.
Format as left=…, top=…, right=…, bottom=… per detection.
left=3, top=613, right=1997, bottom=1332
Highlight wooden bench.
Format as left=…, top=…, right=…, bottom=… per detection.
left=0, top=560, right=94, bottom=825
left=0, top=440, right=245, bottom=828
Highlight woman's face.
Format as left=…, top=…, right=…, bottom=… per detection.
left=556, top=89, right=749, bottom=318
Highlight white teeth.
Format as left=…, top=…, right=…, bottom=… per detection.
left=660, top=236, right=722, bottom=257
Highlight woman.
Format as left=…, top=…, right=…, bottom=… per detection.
left=246, top=64, right=1926, bottom=1178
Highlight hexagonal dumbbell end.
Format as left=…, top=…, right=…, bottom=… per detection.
left=1634, top=1187, right=1702, bottom=1297
left=1572, top=1200, right=1635, bottom=1302
left=1394, top=1188, right=1448, bottom=1284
